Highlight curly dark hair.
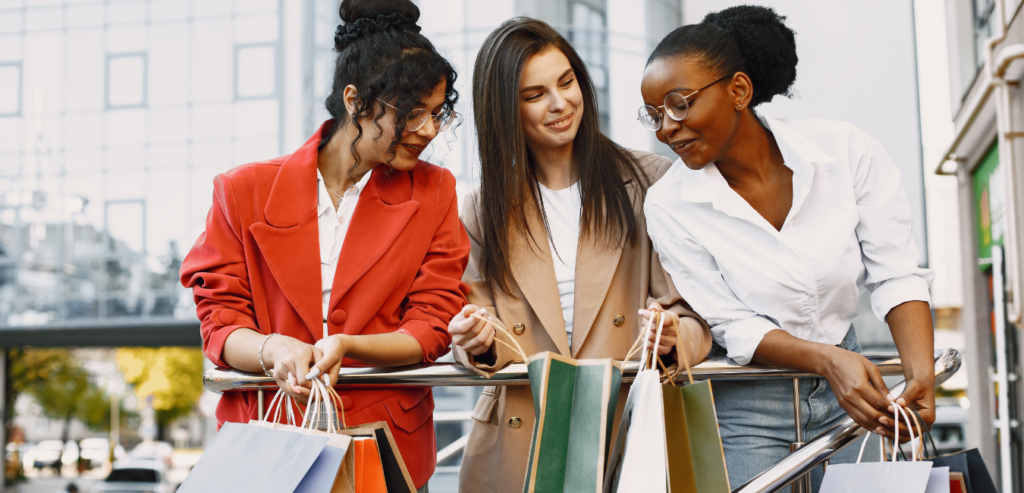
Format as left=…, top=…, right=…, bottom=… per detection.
left=321, top=0, right=459, bottom=169
left=648, top=5, right=797, bottom=107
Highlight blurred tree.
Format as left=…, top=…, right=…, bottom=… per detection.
left=7, top=349, right=113, bottom=441
left=116, top=347, right=204, bottom=440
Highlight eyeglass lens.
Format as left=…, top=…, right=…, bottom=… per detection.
left=638, top=93, right=691, bottom=131
left=407, top=108, right=456, bottom=132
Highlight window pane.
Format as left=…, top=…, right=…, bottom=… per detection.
left=235, top=45, right=275, bottom=99
left=107, top=54, right=146, bottom=107
left=0, top=63, right=20, bottom=114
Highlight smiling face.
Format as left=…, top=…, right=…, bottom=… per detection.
left=518, top=47, right=584, bottom=157
left=352, top=79, right=449, bottom=172
left=640, top=55, right=743, bottom=170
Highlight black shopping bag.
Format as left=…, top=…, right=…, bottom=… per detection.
left=930, top=449, right=997, bottom=493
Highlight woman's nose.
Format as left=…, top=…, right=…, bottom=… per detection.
left=416, top=117, right=437, bottom=139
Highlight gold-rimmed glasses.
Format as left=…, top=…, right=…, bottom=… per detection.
left=376, top=98, right=458, bottom=133
left=637, top=74, right=733, bottom=131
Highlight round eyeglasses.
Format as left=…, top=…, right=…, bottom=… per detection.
left=376, top=98, right=458, bottom=133
left=637, top=74, right=733, bottom=131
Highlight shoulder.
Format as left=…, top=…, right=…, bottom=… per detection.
left=625, top=149, right=674, bottom=182
left=412, top=160, right=458, bottom=200
left=459, top=186, right=484, bottom=242
left=213, top=156, right=286, bottom=199
left=774, top=117, right=879, bottom=156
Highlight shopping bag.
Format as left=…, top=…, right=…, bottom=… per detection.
left=903, top=407, right=996, bottom=493
left=311, top=377, right=415, bottom=493
left=469, top=311, right=625, bottom=493
left=819, top=402, right=939, bottom=493
left=177, top=422, right=330, bottom=493
left=604, top=312, right=730, bottom=493
left=521, top=352, right=623, bottom=493
left=949, top=472, right=967, bottom=493
left=250, top=381, right=356, bottom=493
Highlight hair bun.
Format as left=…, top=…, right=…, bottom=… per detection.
left=702, top=5, right=797, bottom=106
left=335, top=12, right=421, bottom=49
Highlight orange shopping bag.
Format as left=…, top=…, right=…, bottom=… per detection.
left=353, top=438, right=387, bottom=493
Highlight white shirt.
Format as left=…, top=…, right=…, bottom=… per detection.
left=539, top=181, right=582, bottom=345
left=318, top=168, right=372, bottom=339
left=645, top=114, right=933, bottom=365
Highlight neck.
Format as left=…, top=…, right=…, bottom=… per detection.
left=317, top=124, right=376, bottom=193
left=714, top=111, right=785, bottom=188
left=529, top=141, right=575, bottom=190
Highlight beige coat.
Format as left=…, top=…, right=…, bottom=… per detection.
left=453, top=150, right=711, bottom=493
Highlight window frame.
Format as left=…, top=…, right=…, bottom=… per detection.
left=234, top=42, right=278, bottom=101
left=0, top=61, right=22, bottom=117
left=105, top=52, right=149, bottom=109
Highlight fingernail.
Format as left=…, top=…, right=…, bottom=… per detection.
left=323, top=374, right=330, bottom=385
left=288, top=372, right=296, bottom=385
left=875, top=427, right=884, bottom=435
left=886, top=393, right=895, bottom=401
left=305, top=367, right=320, bottom=381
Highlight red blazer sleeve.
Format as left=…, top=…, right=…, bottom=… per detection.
left=180, top=173, right=260, bottom=367
left=397, top=170, right=471, bottom=364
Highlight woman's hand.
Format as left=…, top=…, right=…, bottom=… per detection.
left=889, top=376, right=936, bottom=439
left=639, top=303, right=679, bottom=356
left=265, top=335, right=323, bottom=405
left=449, top=305, right=495, bottom=356
left=819, top=346, right=897, bottom=438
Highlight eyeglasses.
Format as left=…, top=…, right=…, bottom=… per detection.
left=637, top=74, right=733, bottom=131
left=376, top=98, right=458, bottom=133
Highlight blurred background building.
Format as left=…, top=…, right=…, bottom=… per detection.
left=0, top=0, right=1002, bottom=491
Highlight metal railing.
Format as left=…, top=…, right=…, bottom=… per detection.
left=203, top=348, right=962, bottom=493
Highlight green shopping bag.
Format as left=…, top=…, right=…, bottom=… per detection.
left=469, top=312, right=623, bottom=493
left=523, top=352, right=623, bottom=493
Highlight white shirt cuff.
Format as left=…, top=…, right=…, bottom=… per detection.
left=870, top=274, right=932, bottom=321
left=710, top=316, right=780, bottom=366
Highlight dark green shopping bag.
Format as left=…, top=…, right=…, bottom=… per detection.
left=522, top=352, right=623, bottom=493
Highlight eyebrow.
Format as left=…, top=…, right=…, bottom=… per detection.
left=520, top=68, right=575, bottom=93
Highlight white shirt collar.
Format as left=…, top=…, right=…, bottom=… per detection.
left=677, top=112, right=836, bottom=205
left=316, top=167, right=373, bottom=215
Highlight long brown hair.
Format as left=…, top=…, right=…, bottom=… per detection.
left=473, top=17, right=649, bottom=296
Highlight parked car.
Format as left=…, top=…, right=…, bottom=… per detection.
left=30, top=440, right=64, bottom=472
left=79, top=438, right=113, bottom=469
left=61, top=440, right=80, bottom=467
left=127, top=441, right=173, bottom=469
left=88, top=459, right=175, bottom=493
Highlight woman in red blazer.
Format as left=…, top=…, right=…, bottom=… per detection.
left=179, top=1, right=469, bottom=489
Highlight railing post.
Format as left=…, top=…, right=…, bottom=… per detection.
left=790, top=377, right=811, bottom=493
left=257, top=388, right=265, bottom=421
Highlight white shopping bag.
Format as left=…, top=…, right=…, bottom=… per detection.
left=820, top=399, right=942, bottom=493
left=614, top=368, right=668, bottom=491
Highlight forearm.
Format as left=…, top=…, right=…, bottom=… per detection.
left=885, top=300, right=935, bottom=383
left=677, top=317, right=712, bottom=367
left=751, top=329, right=838, bottom=375
left=222, top=328, right=269, bottom=372
left=341, top=332, right=423, bottom=367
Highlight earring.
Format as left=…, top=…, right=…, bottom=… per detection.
left=735, top=104, right=742, bottom=110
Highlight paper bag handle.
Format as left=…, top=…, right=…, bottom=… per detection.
left=470, top=311, right=528, bottom=362
left=856, top=400, right=919, bottom=463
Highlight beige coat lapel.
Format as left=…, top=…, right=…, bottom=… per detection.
left=509, top=198, right=572, bottom=356
left=569, top=229, right=624, bottom=356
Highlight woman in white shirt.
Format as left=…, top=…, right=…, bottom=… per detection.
left=640, top=5, right=935, bottom=490
left=445, top=18, right=711, bottom=493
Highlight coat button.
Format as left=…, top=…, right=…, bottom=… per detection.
left=217, top=310, right=236, bottom=325
left=613, top=315, right=625, bottom=327
left=330, top=310, right=347, bottom=325
left=509, top=416, right=522, bottom=429
left=513, top=323, right=525, bottom=335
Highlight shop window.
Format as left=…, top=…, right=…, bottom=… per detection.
left=107, top=53, right=147, bottom=108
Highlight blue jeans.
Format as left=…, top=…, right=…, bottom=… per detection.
left=709, top=328, right=881, bottom=492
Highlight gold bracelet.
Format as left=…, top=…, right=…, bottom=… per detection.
left=258, top=333, right=275, bottom=377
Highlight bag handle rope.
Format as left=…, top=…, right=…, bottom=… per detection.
left=856, top=400, right=919, bottom=463
left=470, top=311, right=528, bottom=362
left=623, top=311, right=693, bottom=386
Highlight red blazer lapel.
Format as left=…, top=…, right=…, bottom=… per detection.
left=328, top=166, right=420, bottom=318
left=249, top=124, right=326, bottom=339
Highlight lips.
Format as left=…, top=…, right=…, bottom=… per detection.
left=544, top=113, right=573, bottom=130
left=402, top=142, right=425, bottom=154
left=669, top=139, right=696, bottom=153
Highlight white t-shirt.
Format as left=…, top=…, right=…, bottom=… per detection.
left=538, top=181, right=582, bottom=345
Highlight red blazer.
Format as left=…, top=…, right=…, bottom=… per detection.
left=180, top=121, right=470, bottom=487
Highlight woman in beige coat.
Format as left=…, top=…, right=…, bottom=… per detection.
left=447, top=18, right=713, bottom=493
